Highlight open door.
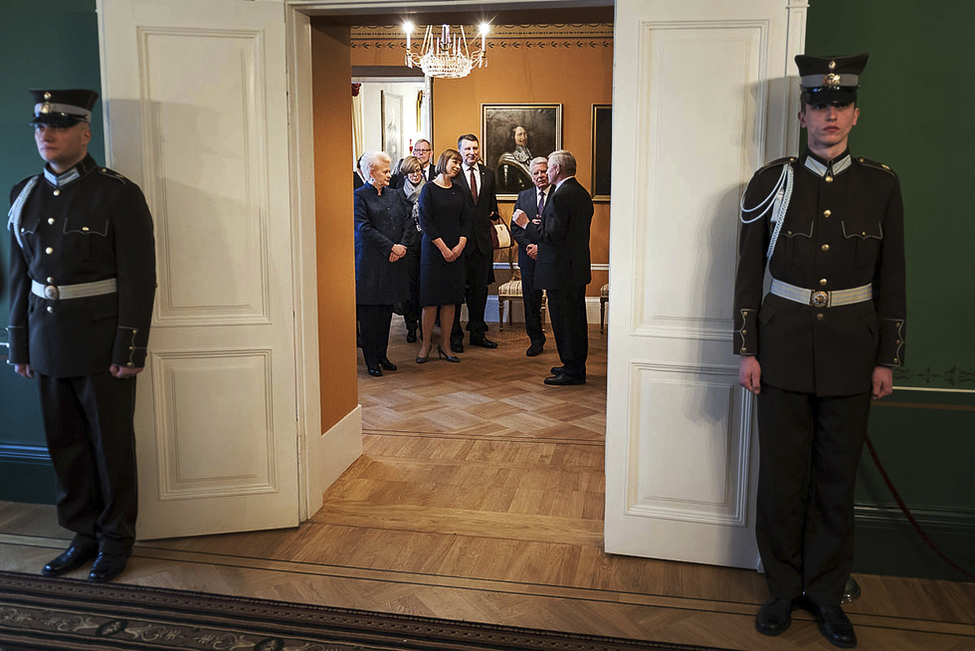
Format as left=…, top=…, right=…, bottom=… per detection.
left=604, top=0, right=806, bottom=566
left=98, top=0, right=302, bottom=538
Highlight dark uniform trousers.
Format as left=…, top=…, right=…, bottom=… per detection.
left=756, top=384, right=871, bottom=605
left=7, top=154, right=155, bottom=557
left=39, top=372, right=138, bottom=555
left=733, top=150, right=906, bottom=608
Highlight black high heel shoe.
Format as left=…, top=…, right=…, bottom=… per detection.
left=437, top=346, right=460, bottom=363
left=378, top=358, right=397, bottom=371
left=416, top=348, right=431, bottom=364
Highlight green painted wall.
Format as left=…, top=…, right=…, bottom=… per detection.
left=0, top=0, right=102, bottom=501
left=806, top=0, right=975, bottom=581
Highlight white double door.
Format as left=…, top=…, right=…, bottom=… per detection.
left=99, top=0, right=806, bottom=567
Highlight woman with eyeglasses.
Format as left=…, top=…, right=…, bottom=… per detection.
left=394, top=155, right=426, bottom=343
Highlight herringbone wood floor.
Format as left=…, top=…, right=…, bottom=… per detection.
left=1, top=320, right=973, bottom=650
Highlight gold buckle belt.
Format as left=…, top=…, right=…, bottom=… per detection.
left=31, top=278, right=117, bottom=301
left=769, top=278, right=873, bottom=308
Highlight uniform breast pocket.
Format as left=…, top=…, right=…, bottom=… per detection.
left=63, top=217, right=110, bottom=259
left=781, top=219, right=815, bottom=263
left=841, top=220, right=883, bottom=266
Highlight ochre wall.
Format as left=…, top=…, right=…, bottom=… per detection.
left=311, top=24, right=359, bottom=431
left=351, top=26, right=613, bottom=295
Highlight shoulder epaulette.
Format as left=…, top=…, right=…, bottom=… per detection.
left=97, top=167, right=129, bottom=183
left=855, top=157, right=897, bottom=176
left=759, top=156, right=797, bottom=171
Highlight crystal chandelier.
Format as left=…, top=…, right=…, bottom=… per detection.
left=404, top=23, right=488, bottom=79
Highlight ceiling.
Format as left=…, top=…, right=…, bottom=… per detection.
left=308, top=4, right=613, bottom=27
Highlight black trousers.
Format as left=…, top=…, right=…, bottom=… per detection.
left=401, top=247, right=421, bottom=333
left=547, top=285, right=588, bottom=379
left=756, top=383, right=871, bottom=606
left=451, top=247, right=492, bottom=342
left=358, top=304, right=393, bottom=369
left=520, top=261, right=545, bottom=346
left=38, top=372, right=138, bottom=556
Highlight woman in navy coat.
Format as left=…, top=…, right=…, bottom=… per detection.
left=354, top=151, right=415, bottom=376
left=415, top=149, right=471, bottom=363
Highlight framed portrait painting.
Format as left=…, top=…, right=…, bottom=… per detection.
left=381, top=91, right=403, bottom=164
left=591, top=104, right=612, bottom=202
left=481, top=103, right=562, bottom=199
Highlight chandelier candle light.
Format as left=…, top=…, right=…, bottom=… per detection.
left=404, top=22, right=489, bottom=79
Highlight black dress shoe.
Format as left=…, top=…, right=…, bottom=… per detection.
left=755, top=597, right=793, bottom=636
left=550, top=366, right=564, bottom=375
left=88, top=552, right=130, bottom=583
left=378, top=358, right=397, bottom=371
left=42, top=544, right=98, bottom=576
left=367, top=366, right=382, bottom=377
left=437, top=346, right=460, bottom=363
left=813, top=604, right=857, bottom=648
left=526, top=343, right=544, bottom=357
left=544, top=374, right=585, bottom=386
left=406, top=330, right=417, bottom=343
left=450, top=340, right=464, bottom=353
left=469, top=335, right=498, bottom=349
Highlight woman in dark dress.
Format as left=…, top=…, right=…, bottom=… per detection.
left=416, top=149, right=471, bottom=363
left=354, top=150, right=415, bottom=377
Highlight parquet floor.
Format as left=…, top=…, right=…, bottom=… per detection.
left=1, top=319, right=974, bottom=650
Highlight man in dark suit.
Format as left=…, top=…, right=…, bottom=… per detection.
left=510, top=157, right=550, bottom=357
left=512, top=150, right=592, bottom=385
left=734, top=54, right=906, bottom=648
left=451, top=133, right=500, bottom=351
left=7, top=89, right=156, bottom=583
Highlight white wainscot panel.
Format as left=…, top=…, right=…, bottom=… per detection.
left=627, top=363, right=752, bottom=526
left=140, top=28, right=271, bottom=325
left=634, top=22, right=766, bottom=339
left=151, top=349, right=277, bottom=500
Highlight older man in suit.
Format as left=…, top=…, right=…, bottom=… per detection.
left=510, top=157, right=550, bottom=357
left=512, top=150, right=593, bottom=385
left=451, top=133, right=501, bottom=351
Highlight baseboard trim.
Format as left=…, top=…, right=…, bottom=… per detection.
left=855, top=502, right=975, bottom=532
left=485, top=296, right=606, bottom=326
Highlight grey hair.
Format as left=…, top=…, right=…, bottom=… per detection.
left=361, top=150, right=392, bottom=178
left=547, top=150, right=576, bottom=176
left=529, top=156, right=548, bottom=172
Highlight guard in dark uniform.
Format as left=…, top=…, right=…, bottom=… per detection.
left=6, top=89, right=156, bottom=582
left=734, top=55, right=906, bottom=648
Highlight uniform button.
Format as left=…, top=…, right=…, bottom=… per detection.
left=823, top=210, right=831, bottom=217
left=46, top=277, right=54, bottom=283
left=20, top=228, right=25, bottom=233
left=786, top=230, right=792, bottom=235
left=821, top=244, right=830, bottom=252
left=819, top=278, right=827, bottom=286
left=133, top=329, right=139, bottom=334
left=742, top=329, right=747, bottom=335
left=82, top=226, right=90, bottom=232
left=53, top=189, right=60, bottom=196
left=126, top=362, right=134, bottom=368
left=129, top=346, right=135, bottom=351
left=817, top=313, right=824, bottom=320
left=45, top=247, right=54, bottom=254
left=48, top=218, right=55, bottom=224
left=741, top=347, right=747, bottom=353
left=896, top=339, right=902, bottom=344
left=46, top=306, right=54, bottom=313
left=893, top=358, right=899, bottom=364
left=862, top=231, right=866, bottom=236
left=825, top=176, right=833, bottom=183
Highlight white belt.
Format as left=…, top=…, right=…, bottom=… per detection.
left=31, top=278, right=117, bottom=301
left=769, top=278, right=873, bottom=308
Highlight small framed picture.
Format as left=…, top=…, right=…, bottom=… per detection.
left=591, top=104, right=612, bottom=202
left=381, top=91, right=404, bottom=164
left=481, top=103, right=562, bottom=199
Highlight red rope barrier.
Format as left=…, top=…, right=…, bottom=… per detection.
left=864, top=435, right=975, bottom=582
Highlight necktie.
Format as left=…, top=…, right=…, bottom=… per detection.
left=469, top=167, right=478, bottom=204
left=537, top=190, right=545, bottom=215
